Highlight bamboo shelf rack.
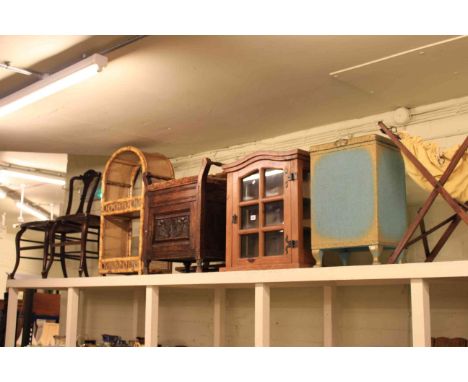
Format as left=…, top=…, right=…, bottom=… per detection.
left=5, top=260, right=468, bottom=347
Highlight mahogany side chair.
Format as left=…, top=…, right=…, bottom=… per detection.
left=10, top=169, right=101, bottom=279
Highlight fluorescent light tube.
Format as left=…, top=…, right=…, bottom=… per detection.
left=0, top=53, right=108, bottom=117
left=0, top=169, right=65, bottom=186
left=16, top=202, right=49, bottom=221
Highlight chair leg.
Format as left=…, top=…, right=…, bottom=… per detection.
left=312, top=249, right=323, bottom=267
left=183, top=261, right=192, bottom=273
left=144, top=258, right=151, bottom=274
left=41, top=230, right=51, bottom=279
left=43, top=224, right=57, bottom=279
left=369, top=245, right=383, bottom=265
left=195, top=258, right=203, bottom=273
left=59, top=233, right=68, bottom=278
left=10, top=227, right=26, bottom=279
left=79, top=222, right=89, bottom=277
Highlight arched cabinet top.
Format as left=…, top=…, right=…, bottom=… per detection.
left=102, top=146, right=174, bottom=202
left=222, top=149, right=309, bottom=174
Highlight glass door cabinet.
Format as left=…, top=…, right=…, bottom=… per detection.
left=222, top=150, right=314, bottom=271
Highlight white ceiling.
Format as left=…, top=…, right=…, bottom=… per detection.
left=1, top=35, right=467, bottom=159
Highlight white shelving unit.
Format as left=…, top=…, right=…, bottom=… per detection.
left=5, top=260, right=468, bottom=347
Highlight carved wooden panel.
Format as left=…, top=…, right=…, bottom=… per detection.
left=153, top=214, right=190, bottom=242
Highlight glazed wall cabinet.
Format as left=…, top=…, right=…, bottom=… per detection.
left=222, top=150, right=315, bottom=271
left=309, top=134, right=408, bottom=266
left=99, top=146, right=174, bottom=275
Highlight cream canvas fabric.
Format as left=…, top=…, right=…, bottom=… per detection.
left=399, top=131, right=468, bottom=202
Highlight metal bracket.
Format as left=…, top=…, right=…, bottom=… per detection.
left=285, top=236, right=297, bottom=253
left=287, top=173, right=297, bottom=181
left=1, top=61, right=46, bottom=79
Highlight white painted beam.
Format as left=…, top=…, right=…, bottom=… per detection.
left=65, top=287, right=79, bottom=347
left=7, top=261, right=468, bottom=290
left=323, top=285, right=337, bottom=346
left=5, top=288, right=19, bottom=347
left=410, top=278, right=431, bottom=347
left=213, top=287, right=226, bottom=346
left=255, top=283, right=270, bottom=347
left=145, top=286, right=159, bottom=347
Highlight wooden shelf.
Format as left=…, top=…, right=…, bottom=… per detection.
left=5, top=260, right=468, bottom=347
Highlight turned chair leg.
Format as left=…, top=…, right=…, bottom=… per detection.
left=144, top=259, right=151, bottom=274
left=369, top=245, right=384, bottom=265
left=59, top=233, right=68, bottom=278
left=79, top=222, right=89, bottom=277
left=195, top=258, right=204, bottom=273
left=10, top=227, right=26, bottom=279
left=202, top=260, right=210, bottom=272
left=44, top=224, right=59, bottom=279
left=312, top=249, right=323, bottom=267
left=41, top=230, right=51, bottom=278
left=183, top=261, right=192, bottom=273
left=339, top=252, right=350, bottom=266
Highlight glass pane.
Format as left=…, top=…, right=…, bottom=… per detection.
left=240, top=234, right=259, bottom=258
left=264, top=201, right=284, bottom=226
left=242, top=172, right=259, bottom=201
left=265, top=169, right=284, bottom=197
left=265, top=230, right=284, bottom=256
left=241, top=205, right=259, bottom=229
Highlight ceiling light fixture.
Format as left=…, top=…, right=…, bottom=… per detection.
left=16, top=201, right=49, bottom=221
left=0, top=61, right=44, bottom=77
left=0, top=168, right=66, bottom=186
left=329, top=35, right=467, bottom=77
left=0, top=53, right=108, bottom=118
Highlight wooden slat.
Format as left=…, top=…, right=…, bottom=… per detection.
left=5, top=288, right=19, bottom=347
left=65, top=287, right=79, bottom=347
left=213, top=287, right=226, bottom=346
left=411, top=279, right=431, bottom=347
left=255, top=283, right=270, bottom=346
left=145, top=286, right=159, bottom=347
left=323, top=285, right=337, bottom=346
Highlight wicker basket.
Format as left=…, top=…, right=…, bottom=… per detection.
left=99, top=146, right=174, bottom=274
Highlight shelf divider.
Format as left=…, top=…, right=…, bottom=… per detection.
left=145, top=285, right=160, bottom=347
left=5, top=288, right=19, bottom=347
left=323, top=285, right=337, bottom=346
left=213, top=287, right=226, bottom=346
left=255, top=283, right=270, bottom=347
left=410, top=278, right=431, bottom=347
left=65, top=287, right=80, bottom=347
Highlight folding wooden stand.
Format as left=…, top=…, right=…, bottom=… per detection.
left=378, top=121, right=468, bottom=263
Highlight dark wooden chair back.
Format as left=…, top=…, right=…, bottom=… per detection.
left=65, top=169, right=102, bottom=215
